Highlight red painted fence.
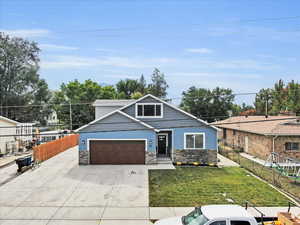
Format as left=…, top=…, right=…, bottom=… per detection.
left=33, top=134, right=79, bottom=162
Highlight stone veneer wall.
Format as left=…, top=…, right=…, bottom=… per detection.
left=173, top=149, right=217, bottom=164
left=145, top=151, right=157, bottom=164
left=79, top=150, right=89, bottom=165
left=274, top=136, right=300, bottom=159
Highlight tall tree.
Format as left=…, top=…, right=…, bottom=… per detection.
left=180, top=86, right=234, bottom=122
left=271, top=79, right=288, bottom=114
left=148, top=68, right=169, bottom=98
left=52, top=80, right=117, bottom=129
left=116, top=79, right=140, bottom=99
left=254, top=80, right=300, bottom=115
left=0, top=32, right=51, bottom=124
left=286, top=80, right=300, bottom=114
left=137, top=74, right=147, bottom=94
left=254, top=88, right=273, bottom=115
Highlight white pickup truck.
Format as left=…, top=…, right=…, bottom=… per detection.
left=154, top=205, right=263, bottom=225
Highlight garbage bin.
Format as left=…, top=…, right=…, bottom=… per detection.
left=15, top=156, right=32, bottom=172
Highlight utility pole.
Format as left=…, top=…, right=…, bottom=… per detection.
left=265, top=99, right=268, bottom=116
left=69, top=102, right=72, bottom=131
left=265, top=93, right=269, bottom=117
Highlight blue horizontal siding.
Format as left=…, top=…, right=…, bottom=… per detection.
left=173, top=127, right=217, bottom=150
left=79, top=130, right=156, bottom=152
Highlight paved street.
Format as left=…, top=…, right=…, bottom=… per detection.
left=0, top=146, right=299, bottom=225
left=0, top=146, right=153, bottom=225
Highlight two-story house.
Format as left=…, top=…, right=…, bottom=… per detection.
left=77, top=94, right=218, bottom=165
left=0, top=116, right=33, bottom=155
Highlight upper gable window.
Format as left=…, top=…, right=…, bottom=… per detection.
left=136, top=103, right=163, bottom=118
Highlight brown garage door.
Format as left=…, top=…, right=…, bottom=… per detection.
left=90, top=140, right=145, bottom=164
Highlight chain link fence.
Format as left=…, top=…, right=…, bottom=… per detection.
left=218, top=144, right=300, bottom=203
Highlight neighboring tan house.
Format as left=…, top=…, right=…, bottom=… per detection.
left=77, top=94, right=218, bottom=165
left=0, top=116, right=33, bottom=155
left=213, top=116, right=300, bottom=160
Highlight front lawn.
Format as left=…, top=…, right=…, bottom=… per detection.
left=149, top=167, right=291, bottom=207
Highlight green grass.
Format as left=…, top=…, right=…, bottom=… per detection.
left=149, top=167, right=291, bottom=207
left=220, top=150, right=300, bottom=200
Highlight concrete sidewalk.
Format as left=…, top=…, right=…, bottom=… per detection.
left=218, top=153, right=240, bottom=167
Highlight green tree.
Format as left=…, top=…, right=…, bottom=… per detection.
left=148, top=68, right=169, bottom=98
left=0, top=32, right=51, bottom=124
left=137, top=74, right=147, bottom=94
left=180, top=86, right=234, bottom=122
left=286, top=80, right=300, bottom=114
left=254, top=80, right=300, bottom=115
left=254, top=88, right=273, bottom=115
left=131, top=92, right=143, bottom=99
left=271, top=79, right=288, bottom=114
left=116, top=79, right=140, bottom=99
left=52, top=80, right=117, bottom=129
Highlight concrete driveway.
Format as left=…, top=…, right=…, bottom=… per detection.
left=0, top=146, right=153, bottom=225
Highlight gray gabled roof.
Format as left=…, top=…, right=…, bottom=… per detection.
left=119, top=94, right=218, bottom=131
left=76, top=110, right=159, bottom=132
left=93, top=99, right=135, bottom=107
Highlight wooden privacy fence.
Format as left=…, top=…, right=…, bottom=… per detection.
left=33, top=134, right=79, bottom=162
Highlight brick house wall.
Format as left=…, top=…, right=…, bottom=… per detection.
left=219, top=128, right=300, bottom=160
left=274, top=136, right=300, bottom=159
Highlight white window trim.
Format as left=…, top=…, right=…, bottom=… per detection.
left=135, top=103, right=163, bottom=118
left=184, top=132, right=205, bottom=150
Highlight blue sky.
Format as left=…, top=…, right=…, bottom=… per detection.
left=1, top=0, right=300, bottom=105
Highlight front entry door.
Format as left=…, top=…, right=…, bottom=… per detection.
left=158, top=134, right=168, bottom=155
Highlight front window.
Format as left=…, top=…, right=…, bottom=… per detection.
left=285, top=142, right=299, bottom=151
left=185, top=133, right=205, bottom=149
left=136, top=103, right=163, bottom=118
left=182, top=208, right=209, bottom=225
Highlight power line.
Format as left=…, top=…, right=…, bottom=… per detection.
left=239, top=16, right=300, bottom=23
left=0, top=116, right=297, bottom=137
left=36, top=16, right=300, bottom=36
left=0, top=92, right=257, bottom=109
left=0, top=102, right=92, bottom=109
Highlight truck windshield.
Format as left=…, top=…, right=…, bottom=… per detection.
left=182, top=208, right=209, bottom=225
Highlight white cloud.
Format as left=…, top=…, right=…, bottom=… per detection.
left=208, top=26, right=300, bottom=43
left=40, top=55, right=178, bottom=69
left=41, top=55, right=147, bottom=69
left=171, top=72, right=261, bottom=79
left=96, top=48, right=116, bottom=52
left=39, top=44, right=79, bottom=51
left=185, top=48, right=213, bottom=54
left=40, top=53, right=279, bottom=72
left=0, top=29, right=50, bottom=38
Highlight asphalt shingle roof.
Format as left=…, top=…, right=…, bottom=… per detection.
left=93, top=99, right=135, bottom=106
left=212, top=116, right=300, bottom=136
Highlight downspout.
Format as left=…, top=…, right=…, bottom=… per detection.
left=272, top=135, right=278, bottom=153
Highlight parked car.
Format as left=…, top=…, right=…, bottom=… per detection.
left=154, top=205, right=260, bottom=225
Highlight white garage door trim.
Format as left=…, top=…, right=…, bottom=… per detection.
left=87, top=138, right=148, bottom=151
